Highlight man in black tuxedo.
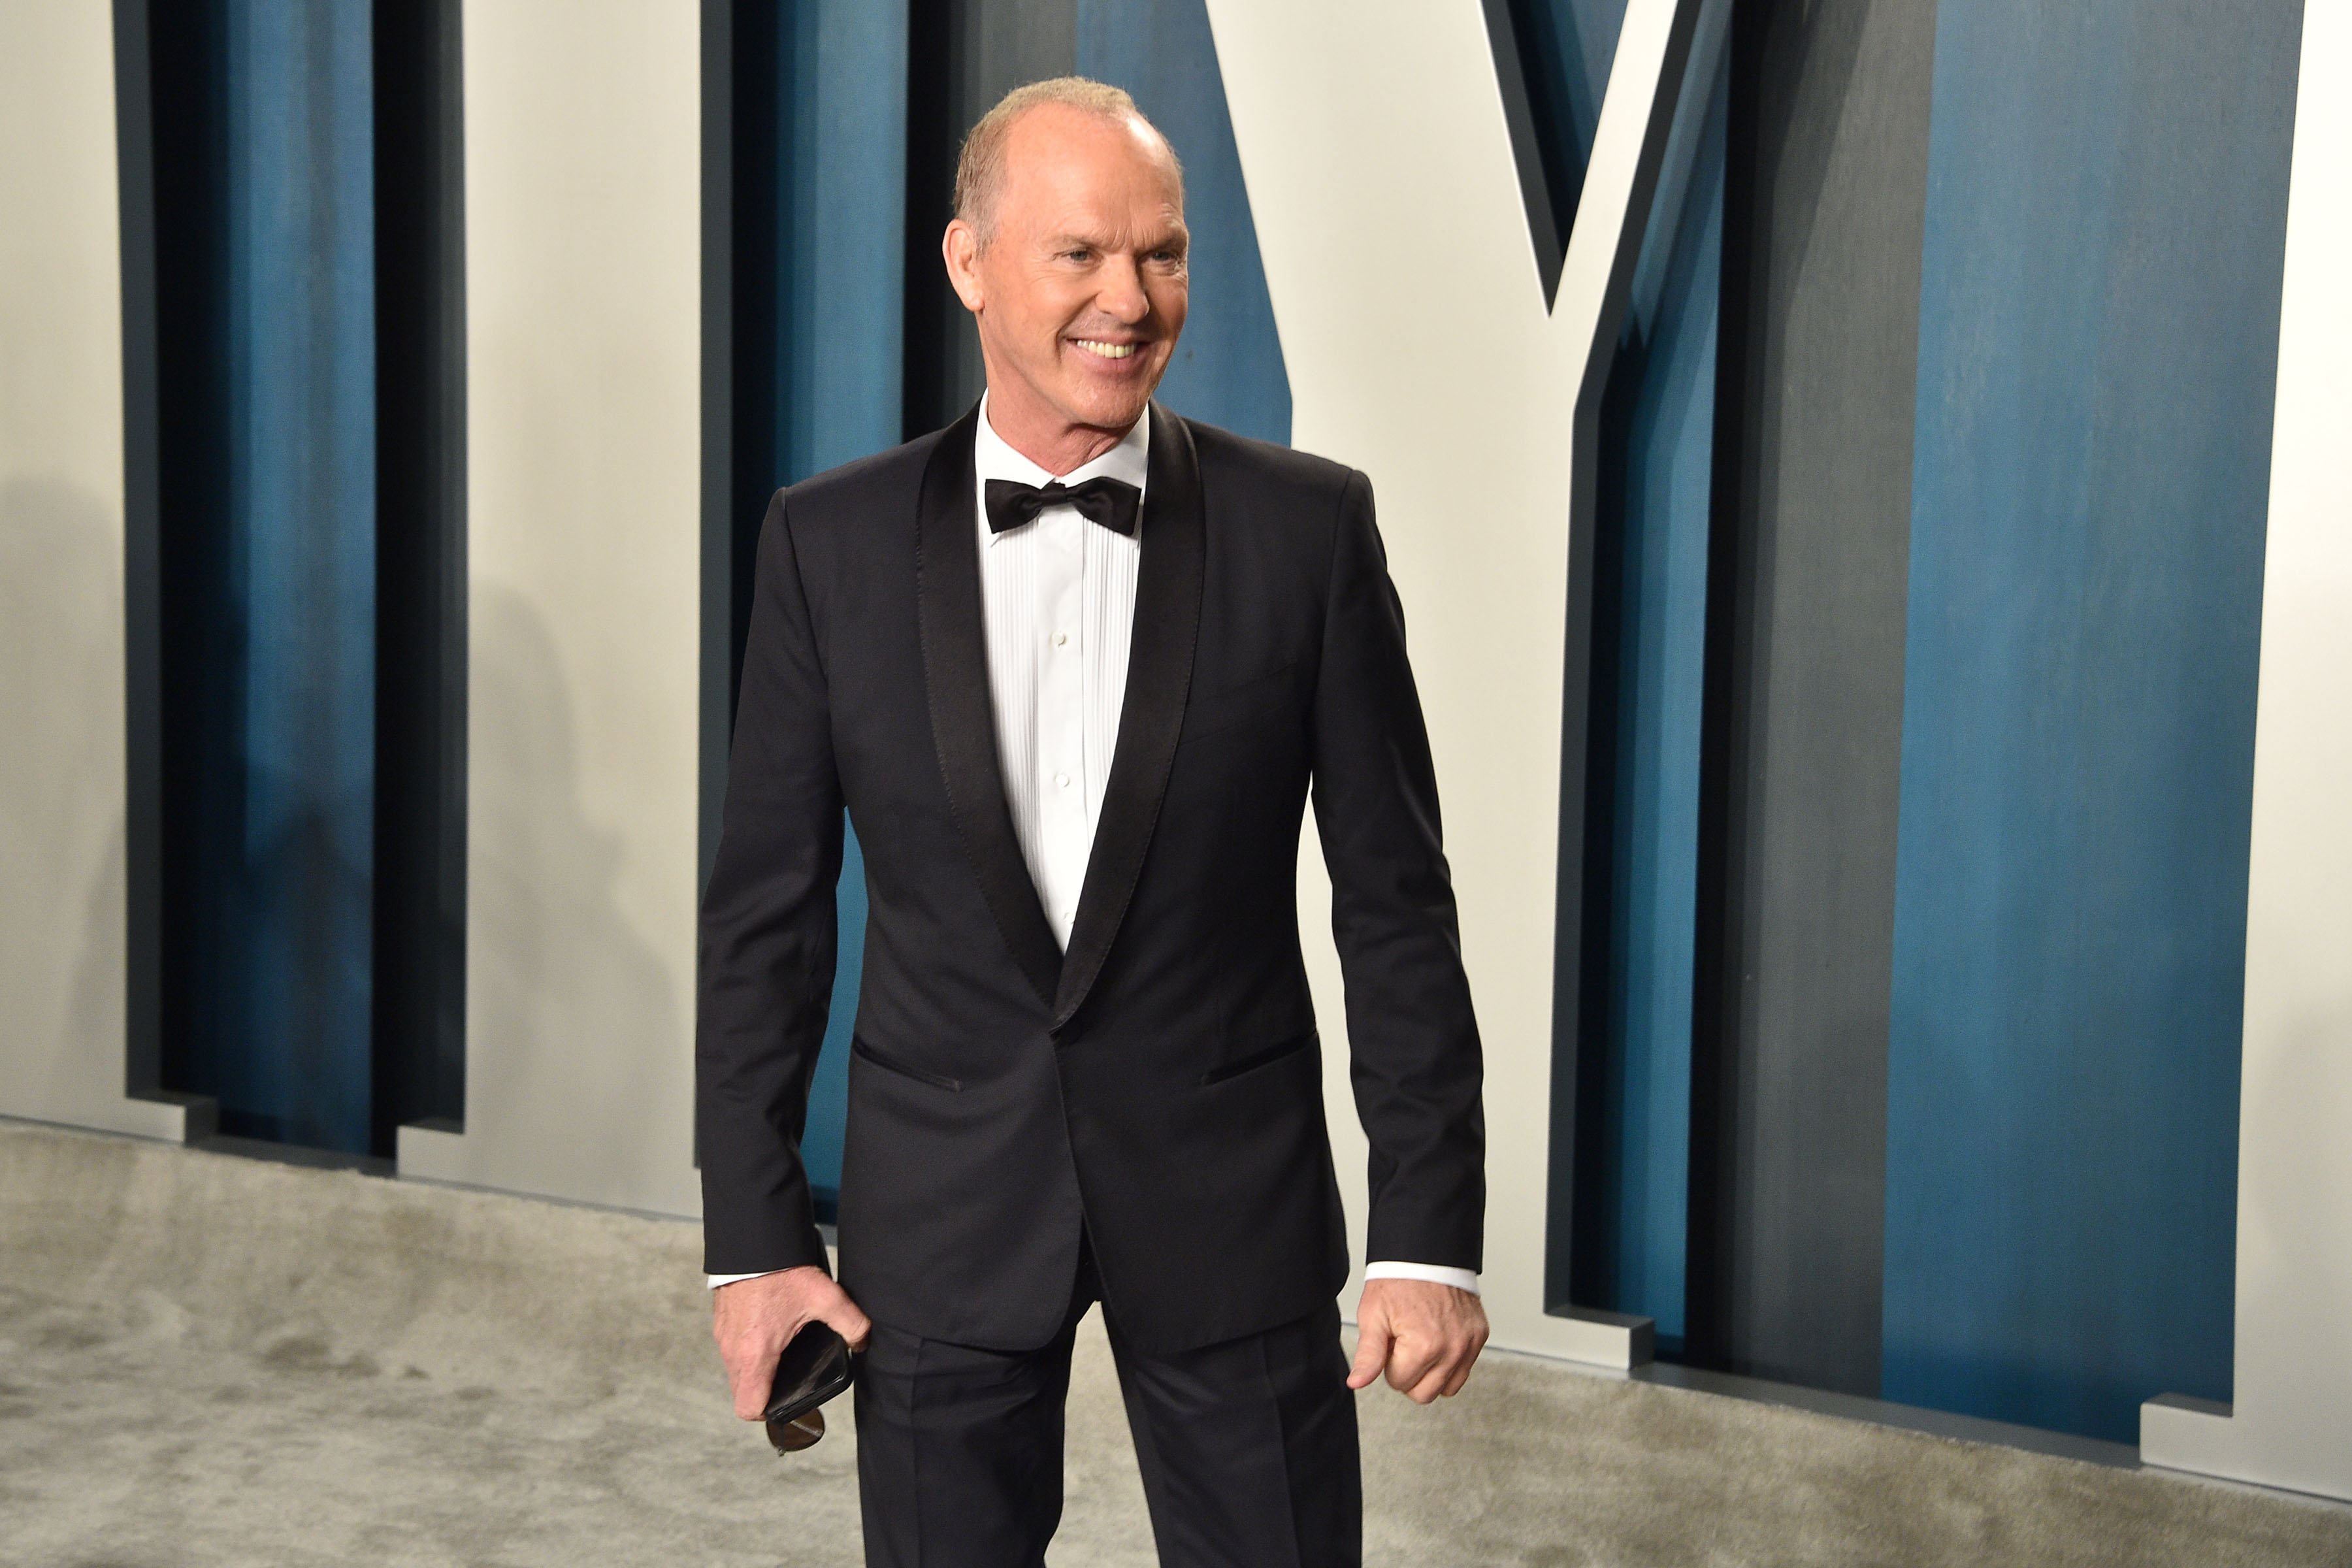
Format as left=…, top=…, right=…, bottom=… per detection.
left=700, top=76, right=1487, bottom=1566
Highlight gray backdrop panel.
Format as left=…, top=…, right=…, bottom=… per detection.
left=1699, top=0, right=1938, bottom=1396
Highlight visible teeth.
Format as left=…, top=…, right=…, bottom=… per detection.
left=1075, top=339, right=1136, bottom=359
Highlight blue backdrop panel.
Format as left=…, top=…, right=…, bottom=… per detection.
left=772, top=0, right=910, bottom=486
left=1507, top=0, right=1708, bottom=1347
left=1511, top=0, right=1632, bottom=227
left=1884, top=0, right=2303, bottom=1441
left=180, top=0, right=378, bottom=1154
left=1077, top=0, right=1290, bottom=446
left=764, top=0, right=909, bottom=1199
left=1582, top=50, right=1723, bottom=1348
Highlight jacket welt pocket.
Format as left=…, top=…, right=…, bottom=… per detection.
left=1200, top=1028, right=1317, bottom=1086
left=852, top=1037, right=962, bottom=1091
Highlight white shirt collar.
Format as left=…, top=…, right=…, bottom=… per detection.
left=974, top=391, right=1151, bottom=522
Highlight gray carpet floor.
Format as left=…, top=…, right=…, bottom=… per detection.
left=3, top=1120, right=2346, bottom=1566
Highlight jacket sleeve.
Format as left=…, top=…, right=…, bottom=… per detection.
left=696, top=491, right=844, bottom=1276
left=1309, top=470, right=1487, bottom=1273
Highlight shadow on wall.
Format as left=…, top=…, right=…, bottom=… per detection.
left=0, top=479, right=124, bottom=1103
left=463, top=583, right=689, bottom=1200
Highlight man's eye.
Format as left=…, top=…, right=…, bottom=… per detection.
left=1064, top=248, right=1094, bottom=262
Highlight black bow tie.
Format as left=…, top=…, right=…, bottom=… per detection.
left=985, top=476, right=1142, bottom=538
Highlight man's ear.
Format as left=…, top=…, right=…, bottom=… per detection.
left=942, top=220, right=985, bottom=314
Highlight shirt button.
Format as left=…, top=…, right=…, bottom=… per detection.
left=1054, top=772, right=1072, bottom=789
left=1053, top=630, right=1070, bottom=648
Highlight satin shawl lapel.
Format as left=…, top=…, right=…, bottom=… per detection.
left=1053, top=404, right=1205, bottom=1030
left=915, top=407, right=1063, bottom=1008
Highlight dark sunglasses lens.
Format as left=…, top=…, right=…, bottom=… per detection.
left=766, top=1407, right=825, bottom=1454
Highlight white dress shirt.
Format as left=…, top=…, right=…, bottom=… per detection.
left=971, top=395, right=1147, bottom=948
left=712, top=397, right=1477, bottom=1298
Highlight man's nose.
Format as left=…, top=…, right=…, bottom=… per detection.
left=1096, top=256, right=1151, bottom=323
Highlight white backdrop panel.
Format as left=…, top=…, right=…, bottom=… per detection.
left=2140, top=0, right=2352, bottom=1502
left=399, top=0, right=704, bottom=1218
left=0, top=2, right=187, bottom=1143
left=1206, top=0, right=1695, bottom=1365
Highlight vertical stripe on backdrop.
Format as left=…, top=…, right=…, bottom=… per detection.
left=1686, top=0, right=1937, bottom=1397
left=224, top=0, right=378, bottom=1154
left=1884, top=0, right=2303, bottom=1443
left=733, top=0, right=910, bottom=1202
left=163, top=0, right=377, bottom=1155
left=370, top=0, right=469, bottom=1154
left=1571, top=42, right=1723, bottom=1352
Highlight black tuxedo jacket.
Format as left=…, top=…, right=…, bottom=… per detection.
left=697, top=403, right=1484, bottom=1356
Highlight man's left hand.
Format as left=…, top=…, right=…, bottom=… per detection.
left=1346, top=1278, right=1488, bottom=1403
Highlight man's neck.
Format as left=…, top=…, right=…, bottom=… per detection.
left=982, top=387, right=1139, bottom=478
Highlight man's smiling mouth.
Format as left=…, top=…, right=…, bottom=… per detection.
left=1071, top=338, right=1139, bottom=360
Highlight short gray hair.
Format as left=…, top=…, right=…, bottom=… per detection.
left=953, top=77, right=1184, bottom=242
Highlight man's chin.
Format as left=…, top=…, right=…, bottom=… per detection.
left=1054, top=381, right=1157, bottom=434
left=1057, top=355, right=1165, bottom=417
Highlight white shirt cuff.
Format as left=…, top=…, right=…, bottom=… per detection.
left=708, top=1269, right=787, bottom=1290
left=1364, top=1261, right=1480, bottom=1296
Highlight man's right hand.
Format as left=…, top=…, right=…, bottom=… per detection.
left=712, top=1265, right=874, bottom=1420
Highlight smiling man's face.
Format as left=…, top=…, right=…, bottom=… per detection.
left=944, top=103, right=1188, bottom=466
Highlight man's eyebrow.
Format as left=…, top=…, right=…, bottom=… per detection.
left=1040, top=227, right=1188, bottom=252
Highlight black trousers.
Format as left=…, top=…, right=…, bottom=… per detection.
left=852, top=1239, right=1362, bottom=1567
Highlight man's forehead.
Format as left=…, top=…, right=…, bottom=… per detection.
left=1003, top=99, right=1169, bottom=162
left=1000, top=108, right=1180, bottom=197
left=1004, top=178, right=1185, bottom=244
left=1003, top=184, right=1183, bottom=235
